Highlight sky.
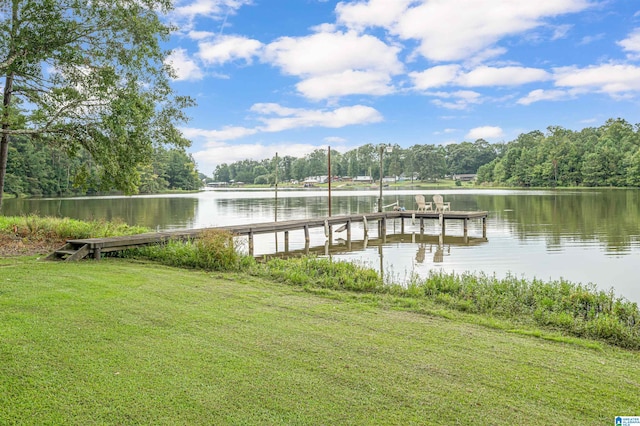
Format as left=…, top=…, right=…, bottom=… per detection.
left=163, top=0, right=640, bottom=176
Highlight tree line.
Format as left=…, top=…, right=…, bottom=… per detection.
left=4, top=136, right=202, bottom=197
left=213, top=139, right=497, bottom=184
left=213, top=118, right=640, bottom=188
left=477, top=118, right=640, bottom=187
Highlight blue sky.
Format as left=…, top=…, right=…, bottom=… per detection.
left=164, top=0, right=640, bottom=176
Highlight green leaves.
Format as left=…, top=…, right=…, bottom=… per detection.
left=0, top=0, right=194, bottom=207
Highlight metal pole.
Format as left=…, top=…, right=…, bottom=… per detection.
left=378, top=145, right=383, bottom=212
left=328, top=146, right=331, bottom=217
left=275, top=152, right=278, bottom=222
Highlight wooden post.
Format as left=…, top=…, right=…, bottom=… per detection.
left=284, top=230, right=289, bottom=252
left=440, top=214, right=445, bottom=236
left=304, top=225, right=310, bottom=244
left=362, top=215, right=368, bottom=236
left=248, top=231, right=254, bottom=256
left=94, top=246, right=102, bottom=260
left=482, top=217, right=487, bottom=239
left=401, top=217, right=405, bottom=234
left=420, top=217, right=424, bottom=233
left=463, top=218, right=468, bottom=238
left=346, top=219, right=352, bottom=242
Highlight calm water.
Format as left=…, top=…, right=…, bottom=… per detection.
left=3, top=188, right=640, bottom=303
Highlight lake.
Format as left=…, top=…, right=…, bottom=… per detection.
left=3, top=188, right=639, bottom=303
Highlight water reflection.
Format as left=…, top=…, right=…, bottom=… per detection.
left=267, top=232, right=487, bottom=258
left=3, top=196, right=199, bottom=230
left=2, top=188, right=639, bottom=302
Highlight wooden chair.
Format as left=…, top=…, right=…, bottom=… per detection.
left=432, top=194, right=450, bottom=212
left=415, top=195, right=432, bottom=212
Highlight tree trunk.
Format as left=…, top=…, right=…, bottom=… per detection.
left=0, top=71, right=15, bottom=211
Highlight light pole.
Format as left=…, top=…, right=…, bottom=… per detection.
left=378, top=144, right=393, bottom=212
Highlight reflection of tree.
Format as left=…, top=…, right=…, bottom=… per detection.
left=477, top=191, right=640, bottom=253
left=4, top=197, right=199, bottom=230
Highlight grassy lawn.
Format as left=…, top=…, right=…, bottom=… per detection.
left=0, top=257, right=638, bottom=425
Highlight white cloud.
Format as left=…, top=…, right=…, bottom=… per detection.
left=183, top=103, right=383, bottom=172
left=517, top=89, right=574, bottom=105
left=261, top=30, right=403, bottom=100
left=340, top=0, right=591, bottom=62
left=263, top=30, right=403, bottom=77
left=296, top=70, right=394, bottom=100
left=336, top=0, right=413, bottom=30
left=192, top=142, right=325, bottom=173
left=431, top=90, right=482, bottom=110
left=165, top=48, right=204, bottom=81
left=554, top=64, right=640, bottom=94
left=517, top=64, right=640, bottom=104
left=174, top=0, right=251, bottom=20
left=465, top=47, right=508, bottom=67
left=251, top=103, right=383, bottom=132
left=411, top=65, right=549, bottom=92
left=198, top=35, right=263, bottom=65
left=551, top=24, right=573, bottom=40
left=188, top=30, right=216, bottom=40
left=183, top=104, right=383, bottom=144
left=466, top=126, right=504, bottom=140
left=182, top=126, right=258, bottom=142
left=579, top=33, right=605, bottom=45
left=410, top=65, right=461, bottom=90
left=456, top=66, right=551, bottom=86
left=618, top=28, right=640, bottom=59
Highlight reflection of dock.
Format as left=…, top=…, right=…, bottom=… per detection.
left=269, top=232, right=488, bottom=258
left=47, top=210, right=487, bottom=260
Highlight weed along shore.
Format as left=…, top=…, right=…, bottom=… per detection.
left=1, top=216, right=640, bottom=424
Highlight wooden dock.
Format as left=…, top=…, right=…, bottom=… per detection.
left=46, top=210, right=488, bottom=261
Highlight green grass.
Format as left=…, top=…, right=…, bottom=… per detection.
left=1, top=257, right=639, bottom=425
left=0, top=215, right=148, bottom=240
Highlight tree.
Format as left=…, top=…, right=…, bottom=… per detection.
left=213, top=163, right=231, bottom=182
left=0, top=0, right=193, bottom=209
left=164, top=149, right=201, bottom=190
left=411, top=144, right=446, bottom=181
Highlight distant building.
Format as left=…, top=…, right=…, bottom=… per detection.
left=353, top=176, right=373, bottom=183
left=207, top=182, right=229, bottom=187
left=452, top=174, right=477, bottom=182
left=303, top=175, right=329, bottom=184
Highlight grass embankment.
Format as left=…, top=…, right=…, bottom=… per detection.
left=132, top=234, right=640, bottom=350
left=0, top=215, right=149, bottom=257
left=0, top=215, right=148, bottom=240
left=1, top=257, right=639, bottom=425
left=1, top=219, right=640, bottom=423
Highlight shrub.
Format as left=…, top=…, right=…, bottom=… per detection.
left=124, top=229, right=251, bottom=272
left=257, top=257, right=383, bottom=292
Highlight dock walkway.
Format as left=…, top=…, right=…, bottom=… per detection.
left=46, top=210, right=488, bottom=261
